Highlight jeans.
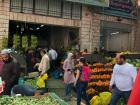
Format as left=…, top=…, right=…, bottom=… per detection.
left=65, top=83, right=73, bottom=96
left=11, top=84, right=37, bottom=96
left=76, top=82, right=90, bottom=105
left=110, top=87, right=131, bottom=105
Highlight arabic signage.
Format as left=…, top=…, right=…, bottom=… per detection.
left=109, top=0, right=133, bottom=13
left=65, top=0, right=109, bottom=7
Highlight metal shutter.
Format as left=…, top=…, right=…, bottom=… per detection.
left=22, top=0, right=33, bottom=13
left=35, top=0, right=48, bottom=15
left=48, top=0, right=61, bottom=17
left=10, top=0, right=22, bottom=12
left=62, top=1, right=71, bottom=19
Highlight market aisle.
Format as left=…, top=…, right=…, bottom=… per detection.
left=47, top=78, right=85, bottom=105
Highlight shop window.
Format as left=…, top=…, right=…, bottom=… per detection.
left=62, top=1, right=71, bottom=19
left=48, top=0, right=62, bottom=17
left=22, top=0, right=33, bottom=13
left=10, top=0, right=22, bottom=12
left=35, top=0, right=48, bottom=15
left=72, top=3, right=81, bottom=19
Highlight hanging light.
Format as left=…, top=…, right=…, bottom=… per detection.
left=40, top=25, right=44, bottom=27
left=29, top=28, right=33, bottom=30
left=36, top=27, right=40, bottom=30
left=17, top=25, right=19, bottom=28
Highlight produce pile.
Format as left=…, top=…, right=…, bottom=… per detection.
left=126, top=59, right=140, bottom=68
left=0, top=95, right=60, bottom=105
left=87, top=63, right=113, bottom=96
left=25, top=79, right=38, bottom=88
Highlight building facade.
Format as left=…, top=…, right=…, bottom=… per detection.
left=0, top=0, right=138, bottom=52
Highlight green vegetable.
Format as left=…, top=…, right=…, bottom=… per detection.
left=13, top=34, right=20, bottom=49
left=31, top=35, right=38, bottom=48
left=0, top=95, right=60, bottom=105
left=1, top=37, right=8, bottom=49
left=25, top=79, right=37, bottom=88
left=22, top=36, right=28, bottom=49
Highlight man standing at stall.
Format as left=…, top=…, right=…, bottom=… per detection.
left=48, top=48, right=58, bottom=71
left=0, top=50, right=19, bottom=95
left=109, top=54, right=137, bottom=105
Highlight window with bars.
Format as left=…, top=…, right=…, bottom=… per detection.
left=62, top=1, right=71, bottom=19
left=10, top=0, right=22, bottom=12
left=48, top=0, right=62, bottom=17
left=35, top=0, right=48, bottom=15
left=10, top=0, right=81, bottom=20
left=22, top=0, right=33, bottom=13
left=72, top=3, right=81, bottom=19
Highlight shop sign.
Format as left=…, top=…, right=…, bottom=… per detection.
left=138, top=0, right=140, bottom=6
left=109, top=0, right=133, bottom=13
left=65, top=0, right=109, bottom=7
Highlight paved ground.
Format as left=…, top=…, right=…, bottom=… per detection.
left=47, top=78, right=85, bottom=105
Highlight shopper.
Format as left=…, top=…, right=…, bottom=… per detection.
left=110, top=54, right=137, bottom=105
left=48, top=48, right=58, bottom=71
left=26, top=48, right=36, bottom=73
left=0, top=49, right=19, bottom=95
left=34, top=49, right=50, bottom=76
left=74, top=57, right=90, bottom=105
left=63, top=53, right=75, bottom=101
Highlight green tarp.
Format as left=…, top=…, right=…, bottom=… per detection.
left=66, top=0, right=109, bottom=7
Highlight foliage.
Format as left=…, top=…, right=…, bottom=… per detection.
left=1, top=37, right=8, bottom=49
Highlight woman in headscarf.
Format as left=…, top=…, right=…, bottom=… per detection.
left=63, top=52, right=75, bottom=101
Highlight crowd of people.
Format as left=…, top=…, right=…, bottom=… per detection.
left=0, top=47, right=139, bottom=105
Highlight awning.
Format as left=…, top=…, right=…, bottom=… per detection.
left=65, top=0, right=109, bottom=7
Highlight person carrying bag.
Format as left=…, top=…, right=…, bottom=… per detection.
left=75, top=57, right=91, bottom=105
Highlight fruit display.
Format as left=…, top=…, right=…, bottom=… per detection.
left=25, top=79, right=38, bottom=88
left=0, top=95, right=60, bottom=105
left=87, top=63, right=113, bottom=96
left=126, top=59, right=140, bottom=68
left=1, top=37, right=8, bottom=49
left=120, top=51, right=138, bottom=55
left=22, top=35, right=28, bottom=49
left=31, top=35, right=38, bottom=49
left=13, top=34, right=20, bottom=49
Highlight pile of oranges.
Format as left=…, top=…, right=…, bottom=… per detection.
left=90, top=74, right=111, bottom=79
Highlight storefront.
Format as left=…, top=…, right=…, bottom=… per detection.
left=92, top=0, right=137, bottom=52
left=0, top=0, right=138, bottom=52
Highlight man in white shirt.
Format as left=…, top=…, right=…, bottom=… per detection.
left=48, top=48, right=58, bottom=71
left=110, top=54, right=137, bottom=105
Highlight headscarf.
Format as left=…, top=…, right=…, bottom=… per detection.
left=67, top=53, right=73, bottom=61
left=1, top=49, right=10, bottom=55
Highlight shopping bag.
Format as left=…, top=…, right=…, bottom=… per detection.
left=99, top=92, right=111, bottom=105
left=36, top=74, right=48, bottom=88
left=90, top=95, right=102, bottom=105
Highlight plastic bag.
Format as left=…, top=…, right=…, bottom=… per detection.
left=36, top=74, right=48, bottom=88
left=90, top=95, right=102, bottom=105
left=99, top=92, right=112, bottom=105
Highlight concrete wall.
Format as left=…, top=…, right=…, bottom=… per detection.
left=134, top=9, right=140, bottom=52
left=0, top=0, right=9, bottom=48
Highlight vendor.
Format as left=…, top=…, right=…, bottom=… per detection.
left=11, top=84, right=45, bottom=96
left=0, top=49, right=20, bottom=95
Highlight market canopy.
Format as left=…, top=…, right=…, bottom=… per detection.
left=65, top=0, right=109, bottom=7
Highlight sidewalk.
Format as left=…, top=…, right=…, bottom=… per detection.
left=47, top=78, right=85, bottom=105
